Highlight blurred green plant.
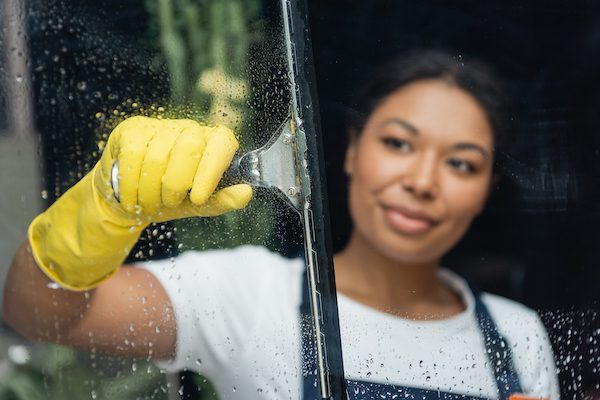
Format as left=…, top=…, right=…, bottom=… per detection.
left=0, top=344, right=168, bottom=400
left=144, top=0, right=276, bottom=253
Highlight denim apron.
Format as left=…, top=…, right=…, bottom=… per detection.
left=300, top=274, right=523, bottom=400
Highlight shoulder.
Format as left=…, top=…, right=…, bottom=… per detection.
left=137, top=245, right=305, bottom=310
left=172, top=244, right=298, bottom=265
left=138, top=246, right=305, bottom=375
left=480, top=292, right=560, bottom=398
left=439, top=268, right=544, bottom=337
left=140, top=245, right=303, bottom=279
left=480, top=292, right=551, bottom=352
left=480, top=292, right=543, bottom=332
left=481, top=293, right=552, bottom=356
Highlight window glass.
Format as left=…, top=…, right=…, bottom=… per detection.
left=1, top=0, right=307, bottom=399
left=310, top=1, right=600, bottom=399
left=5, top=0, right=600, bottom=399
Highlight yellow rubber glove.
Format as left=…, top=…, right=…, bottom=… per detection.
left=28, top=116, right=253, bottom=291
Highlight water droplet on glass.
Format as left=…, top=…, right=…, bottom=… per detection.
left=47, top=282, right=61, bottom=289
left=7, top=345, right=31, bottom=364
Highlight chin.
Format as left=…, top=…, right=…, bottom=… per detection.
left=372, top=225, right=462, bottom=265
left=369, top=234, right=444, bottom=265
left=383, top=247, right=444, bottom=265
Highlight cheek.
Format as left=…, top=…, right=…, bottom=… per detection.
left=348, top=153, right=397, bottom=222
left=347, top=168, right=373, bottom=217
left=347, top=160, right=380, bottom=230
left=353, top=146, right=398, bottom=191
left=347, top=151, right=401, bottom=238
left=444, top=176, right=491, bottom=220
left=432, top=180, right=490, bottom=258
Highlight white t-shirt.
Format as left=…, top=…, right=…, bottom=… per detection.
left=138, top=245, right=560, bottom=400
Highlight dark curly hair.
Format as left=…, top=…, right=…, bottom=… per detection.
left=346, top=50, right=512, bottom=172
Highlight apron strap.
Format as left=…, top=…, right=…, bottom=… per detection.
left=300, top=272, right=523, bottom=399
left=467, top=279, right=524, bottom=398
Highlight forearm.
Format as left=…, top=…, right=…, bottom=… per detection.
left=3, top=241, right=177, bottom=358
left=2, top=240, right=91, bottom=343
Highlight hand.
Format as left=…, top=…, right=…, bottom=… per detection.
left=95, top=116, right=252, bottom=221
left=28, top=116, right=252, bottom=291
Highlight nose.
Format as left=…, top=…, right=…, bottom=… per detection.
left=401, top=154, right=439, bottom=200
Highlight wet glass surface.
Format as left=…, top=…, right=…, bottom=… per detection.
left=0, top=0, right=306, bottom=399
left=3, top=0, right=600, bottom=399
left=310, top=0, right=600, bottom=398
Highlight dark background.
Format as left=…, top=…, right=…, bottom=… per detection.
left=308, top=0, right=600, bottom=397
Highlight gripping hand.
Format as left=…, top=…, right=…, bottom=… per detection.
left=28, top=116, right=252, bottom=290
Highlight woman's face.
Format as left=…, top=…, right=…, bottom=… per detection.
left=345, top=79, right=494, bottom=264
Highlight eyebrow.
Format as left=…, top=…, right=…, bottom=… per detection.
left=454, top=143, right=491, bottom=159
left=380, top=118, right=419, bottom=135
left=380, top=118, right=491, bottom=159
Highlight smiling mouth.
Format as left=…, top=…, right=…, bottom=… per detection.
left=381, top=205, right=439, bottom=235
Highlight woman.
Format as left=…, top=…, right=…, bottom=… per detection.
left=3, top=51, right=559, bottom=399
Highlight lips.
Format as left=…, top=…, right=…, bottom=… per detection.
left=381, top=204, right=439, bottom=234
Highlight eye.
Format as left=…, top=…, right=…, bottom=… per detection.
left=447, top=158, right=476, bottom=174
left=382, top=137, right=412, bottom=152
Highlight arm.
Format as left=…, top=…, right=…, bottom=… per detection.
left=2, top=116, right=252, bottom=359
left=3, top=240, right=176, bottom=359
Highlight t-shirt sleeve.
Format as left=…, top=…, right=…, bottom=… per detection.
left=135, top=245, right=292, bottom=377
left=483, top=294, right=561, bottom=399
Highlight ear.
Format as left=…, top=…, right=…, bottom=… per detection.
left=344, top=134, right=357, bottom=176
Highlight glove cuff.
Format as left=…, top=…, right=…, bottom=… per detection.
left=28, top=171, right=148, bottom=291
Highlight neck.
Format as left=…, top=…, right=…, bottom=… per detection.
left=334, top=231, right=463, bottom=319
